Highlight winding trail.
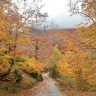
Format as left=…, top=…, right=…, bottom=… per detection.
left=32, top=72, right=65, bottom=96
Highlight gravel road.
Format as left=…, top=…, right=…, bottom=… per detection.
left=32, top=72, right=65, bottom=96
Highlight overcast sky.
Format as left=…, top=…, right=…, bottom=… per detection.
left=41, top=0, right=83, bottom=28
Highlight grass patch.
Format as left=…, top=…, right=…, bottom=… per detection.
left=0, top=85, right=8, bottom=93
left=0, top=82, right=19, bottom=94
left=0, top=72, right=39, bottom=95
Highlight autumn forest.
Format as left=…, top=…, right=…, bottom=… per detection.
left=0, top=0, right=96, bottom=96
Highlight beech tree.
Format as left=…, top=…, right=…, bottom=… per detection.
left=58, top=41, right=96, bottom=91
left=49, top=46, right=63, bottom=78
left=0, top=0, right=45, bottom=82
left=69, top=0, right=96, bottom=23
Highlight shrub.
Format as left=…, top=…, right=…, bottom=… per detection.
left=14, top=69, right=22, bottom=82
left=50, top=64, right=59, bottom=78
left=30, top=71, right=43, bottom=81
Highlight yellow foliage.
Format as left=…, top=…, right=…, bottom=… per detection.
left=0, top=54, right=11, bottom=75
left=58, top=42, right=96, bottom=91
left=21, top=58, right=45, bottom=74
left=78, top=23, right=96, bottom=48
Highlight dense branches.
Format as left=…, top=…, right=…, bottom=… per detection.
left=69, top=0, right=96, bottom=23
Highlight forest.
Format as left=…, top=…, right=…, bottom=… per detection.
left=0, top=0, right=96, bottom=96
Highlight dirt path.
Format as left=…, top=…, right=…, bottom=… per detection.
left=7, top=73, right=65, bottom=96
left=32, top=72, right=65, bottom=96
